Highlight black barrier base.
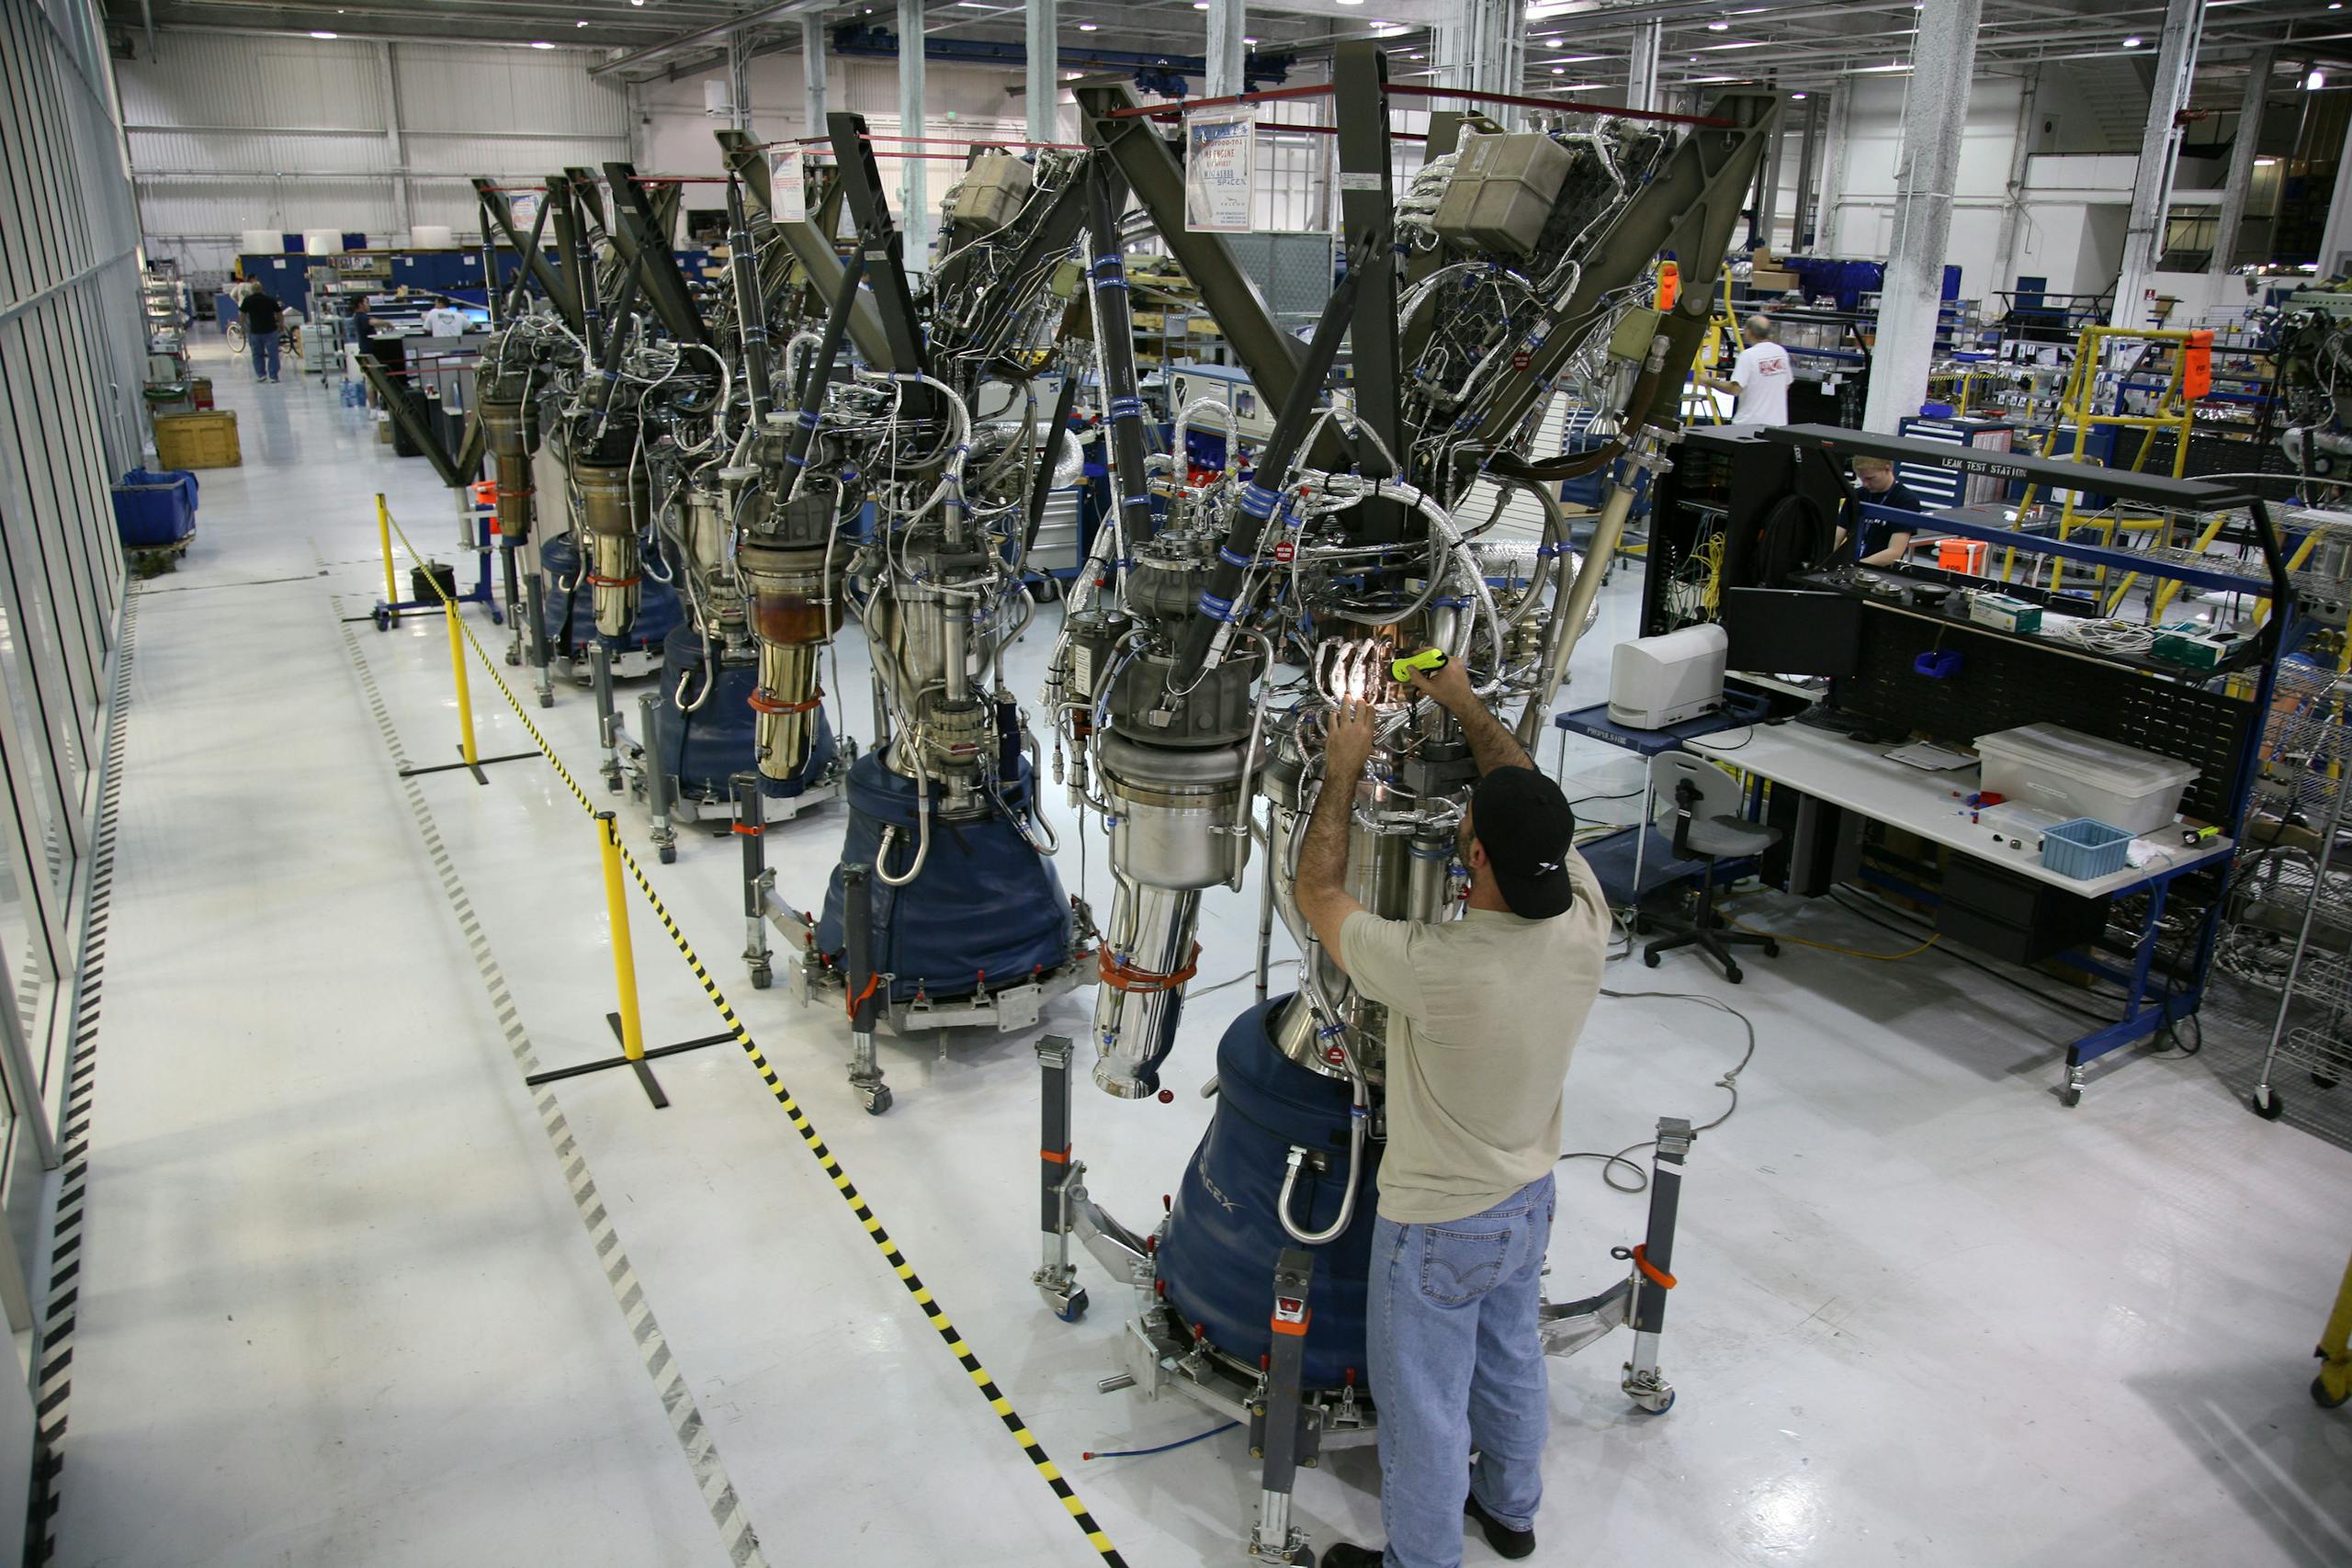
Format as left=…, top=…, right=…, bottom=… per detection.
left=522, top=1013, right=737, bottom=1109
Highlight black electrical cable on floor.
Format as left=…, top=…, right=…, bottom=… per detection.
left=1828, top=886, right=2123, bottom=1023
left=1083, top=1422, right=1238, bottom=1461
left=1559, top=985, right=1759, bottom=1195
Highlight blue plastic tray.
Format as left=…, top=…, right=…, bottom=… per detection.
left=2041, top=818, right=2131, bottom=880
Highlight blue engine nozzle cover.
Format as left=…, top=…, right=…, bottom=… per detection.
left=814, top=751, right=1073, bottom=1002
left=539, top=534, right=683, bottom=657
left=1156, top=997, right=1385, bottom=1391
left=656, top=626, right=836, bottom=800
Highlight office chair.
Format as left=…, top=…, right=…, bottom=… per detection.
left=1643, top=749, right=1783, bottom=984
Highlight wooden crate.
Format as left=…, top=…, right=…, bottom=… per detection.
left=153, top=411, right=242, bottom=469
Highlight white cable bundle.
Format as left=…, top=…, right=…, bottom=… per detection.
left=2060, top=617, right=2157, bottom=655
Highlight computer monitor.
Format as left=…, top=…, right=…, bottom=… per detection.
left=1721, top=587, right=1865, bottom=679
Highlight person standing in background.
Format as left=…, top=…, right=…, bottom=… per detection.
left=1702, top=314, right=1793, bottom=427
left=239, top=285, right=284, bottom=382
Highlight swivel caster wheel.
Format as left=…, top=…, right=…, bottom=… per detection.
left=2313, top=1072, right=2340, bottom=1091
left=749, top=964, right=773, bottom=991
left=1642, top=950, right=1660, bottom=968
left=2059, top=1085, right=2081, bottom=1109
left=505, top=647, right=521, bottom=666
left=1632, top=1388, right=1676, bottom=1416
left=2314, top=1373, right=2349, bottom=1410
left=657, top=843, right=677, bottom=865
left=861, top=1085, right=893, bottom=1116
left=537, top=693, right=554, bottom=709
left=2251, top=1086, right=2286, bottom=1121
left=1724, top=963, right=1744, bottom=985
left=1760, top=939, right=1781, bottom=958
left=1055, top=1288, right=1090, bottom=1324
left=372, top=607, right=391, bottom=633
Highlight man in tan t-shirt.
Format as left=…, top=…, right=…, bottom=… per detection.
left=1296, top=657, right=1609, bottom=1568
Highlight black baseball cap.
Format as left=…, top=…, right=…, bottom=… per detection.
left=1471, top=767, right=1578, bottom=919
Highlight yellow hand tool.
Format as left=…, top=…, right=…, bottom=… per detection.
left=1390, top=647, right=1449, bottom=683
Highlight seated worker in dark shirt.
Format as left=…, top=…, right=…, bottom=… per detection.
left=1839, top=456, right=1924, bottom=567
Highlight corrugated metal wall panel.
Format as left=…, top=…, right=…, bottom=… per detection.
left=124, top=35, right=641, bottom=272
left=118, top=32, right=385, bottom=131
left=393, top=43, right=628, bottom=138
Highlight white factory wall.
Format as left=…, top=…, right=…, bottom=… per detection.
left=116, top=32, right=630, bottom=282
left=1820, top=73, right=2039, bottom=299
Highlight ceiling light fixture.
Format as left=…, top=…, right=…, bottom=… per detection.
left=2312, top=69, right=2330, bottom=90
left=1706, top=20, right=1729, bottom=29
left=309, top=29, right=335, bottom=39
left=1791, top=91, right=1807, bottom=99
left=2257, top=155, right=2278, bottom=164
left=530, top=39, right=553, bottom=49
left=576, top=19, right=588, bottom=26
left=1077, top=20, right=1098, bottom=28
left=1244, top=36, right=1258, bottom=44
left=1551, top=65, right=1566, bottom=74
left=2122, top=35, right=2143, bottom=48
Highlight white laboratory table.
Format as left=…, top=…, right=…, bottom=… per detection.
left=1686, top=719, right=2234, bottom=1105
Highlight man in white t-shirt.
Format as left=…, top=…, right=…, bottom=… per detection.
left=1705, top=315, right=1792, bottom=426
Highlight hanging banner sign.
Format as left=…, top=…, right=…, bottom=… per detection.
left=1185, top=107, right=1258, bottom=233
left=507, top=192, right=540, bottom=227
left=770, top=150, right=808, bottom=222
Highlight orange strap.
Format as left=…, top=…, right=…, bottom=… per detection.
left=844, top=972, right=882, bottom=1020
left=1097, top=942, right=1202, bottom=995
left=1040, top=1146, right=1070, bottom=1165
left=585, top=572, right=641, bottom=588
left=749, top=685, right=824, bottom=716
left=1270, top=1313, right=1312, bottom=1337
left=1632, top=1243, right=1676, bottom=1291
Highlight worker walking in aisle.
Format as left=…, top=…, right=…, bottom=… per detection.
left=1841, top=456, right=1926, bottom=567
left=240, top=284, right=285, bottom=382
left=1702, top=313, right=1792, bottom=426
left=1295, top=656, right=1611, bottom=1568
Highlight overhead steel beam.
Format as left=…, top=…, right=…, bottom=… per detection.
left=588, top=0, right=823, bottom=79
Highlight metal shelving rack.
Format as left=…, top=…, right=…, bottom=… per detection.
left=2251, top=671, right=2352, bottom=1117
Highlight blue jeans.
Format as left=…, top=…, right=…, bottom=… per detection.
left=249, top=328, right=280, bottom=379
left=1368, top=1174, right=1555, bottom=1568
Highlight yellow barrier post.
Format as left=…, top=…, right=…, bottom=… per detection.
left=2316, top=1250, right=2352, bottom=1409
left=446, top=601, right=480, bottom=771
left=376, top=492, right=401, bottom=622
left=597, top=810, right=664, bottom=1105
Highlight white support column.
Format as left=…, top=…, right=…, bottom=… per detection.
left=1758, top=100, right=1786, bottom=251
left=1991, top=66, right=2042, bottom=299
left=2320, top=128, right=2352, bottom=277
left=1816, top=85, right=1851, bottom=254
left=898, top=0, right=930, bottom=269
left=1624, top=19, right=1661, bottom=115
left=1790, top=95, right=1822, bottom=253
left=1433, top=0, right=1523, bottom=128
left=377, top=42, right=411, bottom=241
left=2110, top=0, right=2202, bottom=327
left=804, top=15, right=829, bottom=141
left=1028, top=0, right=1061, bottom=141
left=1861, top=0, right=1982, bottom=434
left=1206, top=0, right=1245, bottom=103
left=2212, top=48, right=2273, bottom=275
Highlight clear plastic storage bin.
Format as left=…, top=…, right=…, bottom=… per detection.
left=1973, top=722, right=2196, bottom=835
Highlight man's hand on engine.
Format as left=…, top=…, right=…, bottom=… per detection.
left=1406, top=655, right=1476, bottom=715
left=1326, top=697, right=1377, bottom=780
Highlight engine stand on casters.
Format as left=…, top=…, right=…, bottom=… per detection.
left=1033, top=1027, right=1700, bottom=1563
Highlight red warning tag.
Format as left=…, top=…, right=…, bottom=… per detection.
left=1273, top=541, right=1295, bottom=563
left=1510, top=351, right=1532, bottom=370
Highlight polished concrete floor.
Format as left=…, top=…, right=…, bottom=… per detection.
left=44, top=336, right=2352, bottom=1567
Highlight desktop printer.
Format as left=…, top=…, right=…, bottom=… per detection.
left=1609, top=624, right=1729, bottom=728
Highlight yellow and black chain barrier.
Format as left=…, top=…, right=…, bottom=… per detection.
left=373, top=504, right=1130, bottom=1567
